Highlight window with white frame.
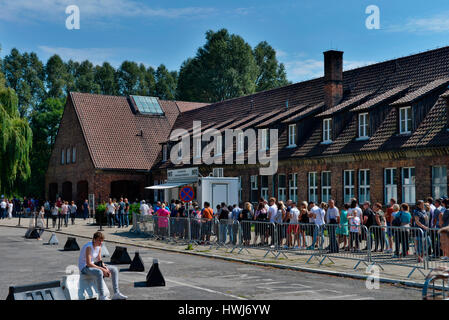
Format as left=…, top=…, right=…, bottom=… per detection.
left=261, top=176, right=269, bottom=200
left=288, top=173, right=298, bottom=203
left=358, top=169, right=370, bottom=203
left=278, top=174, right=286, bottom=202
left=72, top=147, right=76, bottom=163
left=251, top=175, right=258, bottom=202
left=399, top=106, right=412, bottom=134
left=237, top=132, right=244, bottom=153
left=321, top=171, right=331, bottom=203
left=162, top=144, right=167, bottom=162
left=308, top=172, right=318, bottom=203
left=432, top=166, right=447, bottom=199
left=213, top=168, right=224, bottom=177
left=343, top=170, right=355, bottom=204
left=402, top=167, right=416, bottom=204
left=323, top=118, right=332, bottom=143
left=66, top=148, right=70, bottom=164
left=358, top=113, right=369, bottom=138
left=288, top=124, right=296, bottom=147
left=61, top=149, right=65, bottom=165
left=384, top=168, right=398, bottom=204
left=216, top=135, right=222, bottom=156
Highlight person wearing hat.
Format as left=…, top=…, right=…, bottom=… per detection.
left=78, top=232, right=127, bottom=300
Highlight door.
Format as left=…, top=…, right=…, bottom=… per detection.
left=212, top=183, right=228, bottom=211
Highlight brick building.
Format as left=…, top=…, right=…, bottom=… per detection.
left=47, top=46, right=449, bottom=208
left=45, top=92, right=208, bottom=205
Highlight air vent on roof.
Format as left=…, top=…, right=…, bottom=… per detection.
left=130, top=95, right=164, bottom=115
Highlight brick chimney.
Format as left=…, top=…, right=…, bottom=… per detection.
left=323, top=50, right=343, bottom=109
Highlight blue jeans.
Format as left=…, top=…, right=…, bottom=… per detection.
left=117, top=212, right=124, bottom=228
left=312, top=225, right=325, bottom=249
left=416, top=235, right=431, bottom=256
left=81, top=265, right=119, bottom=296
left=219, top=223, right=228, bottom=243
left=124, top=212, right=129, bottom=226
left=64, top=214, right=69, bottom=226
left=0, top=208, right=5, bottom=219
left=107, top=213, right=114, bottom=227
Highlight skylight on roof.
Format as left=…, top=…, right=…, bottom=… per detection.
left=131, top=95, right=164, bottom=115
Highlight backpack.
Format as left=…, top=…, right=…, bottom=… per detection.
left=392, top=212, right=402, bottom=227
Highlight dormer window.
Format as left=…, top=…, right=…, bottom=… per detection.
left=358, top=113, right=369, bottom=139
left=288, top=124, right=296, bottom=147
left=399, top=106, right=412, bottom=134
left=323, top=118, right=332, bottom=143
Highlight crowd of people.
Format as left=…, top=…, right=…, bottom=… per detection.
left=133, top=196, right=449, bottom=262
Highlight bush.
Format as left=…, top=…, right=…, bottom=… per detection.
left=95, top=204, right=107, bottom=225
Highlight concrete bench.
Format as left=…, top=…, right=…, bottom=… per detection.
left=61, top=273, right=110, bottom=300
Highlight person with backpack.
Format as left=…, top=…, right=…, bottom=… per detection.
left=200, top=202, right=214, bottom=244
left=393, top=203, right=412, bottom=258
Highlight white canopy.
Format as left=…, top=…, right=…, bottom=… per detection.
left=145, top=180, right=195, bottom=190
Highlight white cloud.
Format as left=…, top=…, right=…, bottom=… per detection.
left=387, top=12, right=449, bottom=33
left=0, top=0, right=216, bottom=23
left=38, top=45, right=119, bottom=66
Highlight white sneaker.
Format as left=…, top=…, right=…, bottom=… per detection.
left=98, top=295, right=110, bottom=300
left=112, top=292, right=128, bottom=300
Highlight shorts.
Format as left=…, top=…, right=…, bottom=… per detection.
left=287, top=224, right=299, bottom=234
left=386, top=222, right=393, bottom=237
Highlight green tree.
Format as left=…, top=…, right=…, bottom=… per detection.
left=74, top=60, right=100, bottom=94
left=0, top=81, right=33, bottom=195
left=95, top=62, right=118, bottom=95
left=2, top=49, right=45, bottom=117
left=45, top=54, right=68, bottom=99
left=253, top=41, right=289, bottom=92
left=155, top=64, right=177, bottom=100
left=176, top=29, right=258, bottom=102
left=27, top=97, right=65, bottom=197
left=116, top=61, right=140, bottom=95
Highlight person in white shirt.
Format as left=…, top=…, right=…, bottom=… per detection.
left=78, top=232, right=127, bottom=300
left=308, top=202, right=326, bottom=249
left=288, top=202, right=300, bottom=248
left=140, top=200, right=150, bottom=216
left=7, top=200, right=13, bottom=219
left=267, top=198, right=278, bottom=245
left=0, top=199, right=7, bottom=220
left=106, top=198, right=116, bottom=228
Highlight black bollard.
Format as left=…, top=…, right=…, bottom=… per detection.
left=46, top=211, right=49, bottom=229
left=17, top=211, right=22, bottom=226
left=98, top=211, right=104, bottom=231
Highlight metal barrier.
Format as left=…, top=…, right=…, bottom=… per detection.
left=215, top=219, right=239, bottom=250
left=425, top=228, right=449, bottom=271
left=231, top=220, right=281, bottom=258
left=368, top=225, right=426, bottom=278
left=166, top=217, right=191, bottom=244
left=272, top=223, right=320, bottom=261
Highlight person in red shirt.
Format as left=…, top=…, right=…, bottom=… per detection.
left=385, top=198, right=396, bottom=253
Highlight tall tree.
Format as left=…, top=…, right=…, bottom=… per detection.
left=27, top=97, right=65, bottom=197
left=176, top=29, right=258, bottom=102
left=116, top=61, right=140, bottom=95
left=155, top=64, right=177, bottom=100
left=95, top=62, right=118, bottom=95
left=45, top=55, right=68, bottom=99
left=0, top=79, right=33, bottom=195
left=2, top=49, right=45, bottom=117
left=253, top=41, right=289, bottom=92
left=75, top=60, right=100, bottom=94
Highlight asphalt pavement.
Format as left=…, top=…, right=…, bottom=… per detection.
left=0, top=226, right=423, bottom=300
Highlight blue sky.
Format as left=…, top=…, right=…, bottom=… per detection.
left=1, top=0, right=449, bottom=83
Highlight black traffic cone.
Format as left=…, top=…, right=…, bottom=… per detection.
left=110, top=246, right=132, bottom=264
left=129, top=252, right=145, bottom=272
left=146, top=259, right=165, bottom=287
left=63, top=237, right=80, bottom=251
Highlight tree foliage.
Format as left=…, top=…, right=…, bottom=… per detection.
left=0, top=80, right=33, bottom=195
